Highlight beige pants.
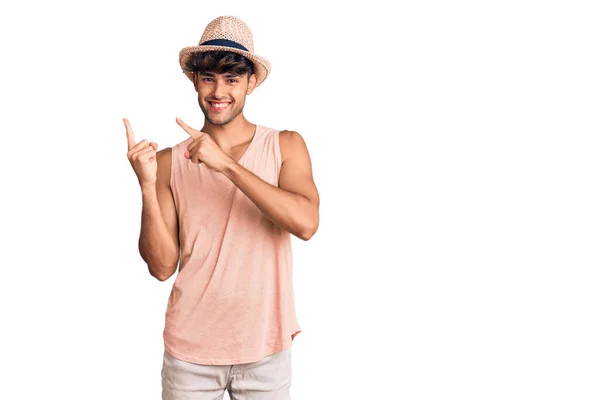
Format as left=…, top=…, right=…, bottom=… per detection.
left=161, top=347, right=292, bottom=400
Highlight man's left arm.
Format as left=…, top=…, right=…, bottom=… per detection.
left=222, top=130, right=320, bottom=241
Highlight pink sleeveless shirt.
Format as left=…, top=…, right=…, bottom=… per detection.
left=163, top=124, right=301, bottom=365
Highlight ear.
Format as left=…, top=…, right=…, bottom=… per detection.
left=246, top=73, right=258, bottom=95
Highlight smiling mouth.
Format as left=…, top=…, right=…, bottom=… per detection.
left=208, top=101, right=230, bottom=111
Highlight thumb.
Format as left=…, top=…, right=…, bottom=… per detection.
left=150, top=142, right=158, bottom=151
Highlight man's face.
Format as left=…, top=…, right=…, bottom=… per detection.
left=194, top=70, right=257, bottom=126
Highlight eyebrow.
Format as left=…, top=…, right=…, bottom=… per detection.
left=199, top=72, right=240, bottom=78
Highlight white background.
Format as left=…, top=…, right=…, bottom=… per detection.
left=1, top=0, right=599, bottom=399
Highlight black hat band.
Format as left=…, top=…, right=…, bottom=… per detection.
left=199, top=39, right=249, bottom=52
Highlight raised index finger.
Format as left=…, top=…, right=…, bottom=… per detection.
left=123, top=118, right=136, bottom=150
left=176, top=117, right=203, bottom=140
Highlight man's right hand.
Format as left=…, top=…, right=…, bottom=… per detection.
left=124, top=118, right=158, bottom=189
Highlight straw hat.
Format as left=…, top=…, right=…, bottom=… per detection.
left=179, top=16, right=271, bottom=88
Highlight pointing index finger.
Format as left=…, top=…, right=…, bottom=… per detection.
left=176, top=117, right=203, bottom=140
left=123, top=118, right=136, bottom=150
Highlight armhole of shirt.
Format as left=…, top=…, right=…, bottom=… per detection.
left=273, top=129, right=282, bottom=186
left=169, top=145, right=176, bottom=192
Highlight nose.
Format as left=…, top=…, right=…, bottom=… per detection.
left=212, top=79, right=227, bottom=100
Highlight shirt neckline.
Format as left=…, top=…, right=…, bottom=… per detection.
left=236, top=124, right=259, bottom=164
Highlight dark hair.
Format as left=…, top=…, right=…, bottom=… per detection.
left=184, top=51, right=254, bottom=78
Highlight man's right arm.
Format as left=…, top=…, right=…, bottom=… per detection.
left=139, top=148, right=180, bottom=281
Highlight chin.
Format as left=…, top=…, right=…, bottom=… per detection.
left=207, top=116, right=233, bottom=126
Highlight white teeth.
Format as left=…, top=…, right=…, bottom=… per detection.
left=212, top=103, right=228, bottom=108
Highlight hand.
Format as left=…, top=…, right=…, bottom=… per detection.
left=124, top=118, right=158, bottom=188
left=176, top=117, right=234, bottom=173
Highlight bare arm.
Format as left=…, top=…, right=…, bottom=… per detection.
left=139, top=148, right=180, bottom=280
left=222, top=130, right=320, bottom=240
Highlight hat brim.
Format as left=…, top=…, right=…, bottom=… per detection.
left=179, top=45, right=271, bottom=88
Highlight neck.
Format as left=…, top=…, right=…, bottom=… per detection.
left=201, top=114, right=256, bottom=148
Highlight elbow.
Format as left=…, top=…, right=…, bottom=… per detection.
left=151, top=268, right=175, bottom=282
left=153, top=271, right=173, bottom=282
left=140, top=244, right=179, bottom=282
left=298, top=219, right=319, bottom=241
left=299, top=231, right=314, bottom=241
left=149, top=261, right=178, bottom=282
left=295, top=198, right=320, bottom=241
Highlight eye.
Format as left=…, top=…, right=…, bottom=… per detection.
left=202, top=77, right=213, bottom=82
left=228, top=79, right=238, bottom=83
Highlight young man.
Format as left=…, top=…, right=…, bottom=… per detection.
left=124, top=15, right=319, bottom=400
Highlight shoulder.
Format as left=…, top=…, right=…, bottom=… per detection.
left=156, top=147, right=172, bottom=163
left=278, top=130, right=308, bottom=163
left=156, top=137, right=189, bottom=165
